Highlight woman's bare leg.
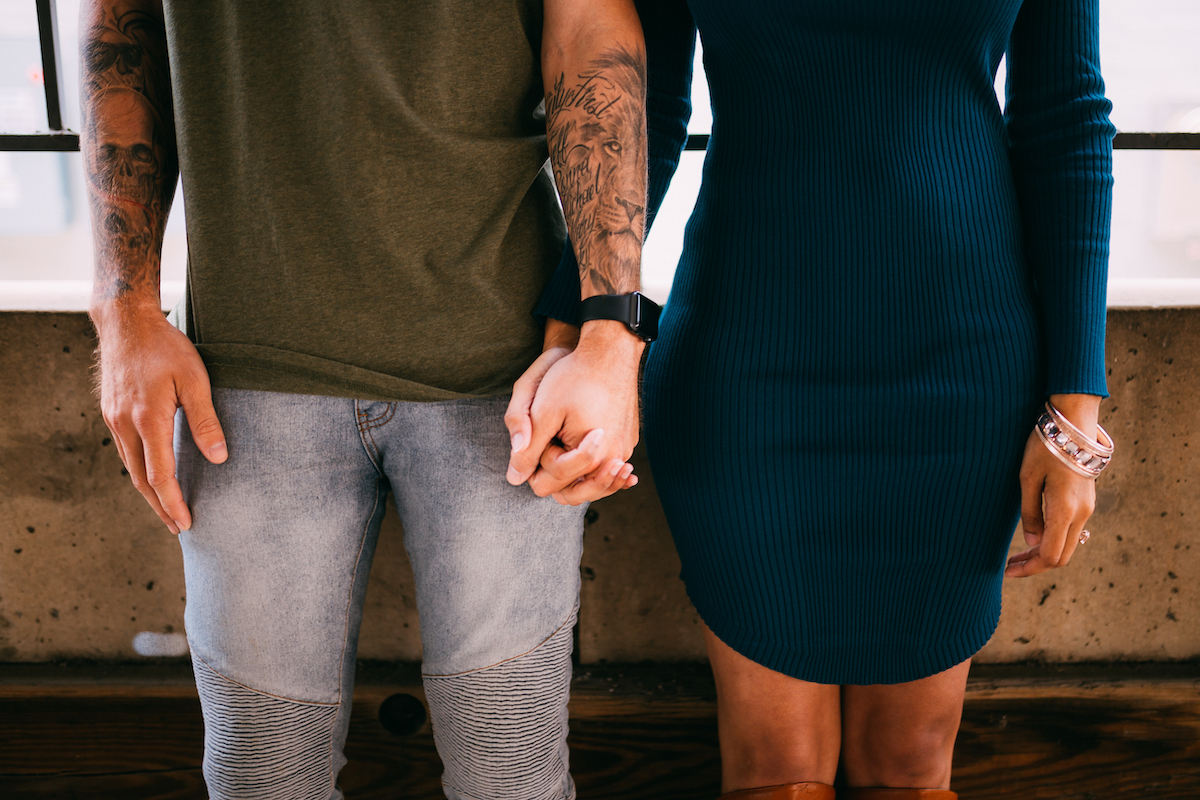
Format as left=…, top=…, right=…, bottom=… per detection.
left=839, top=659, right=971, bottom=790
left=703, top=623, right=841, bottom=793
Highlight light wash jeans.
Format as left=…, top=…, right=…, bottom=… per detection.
left=175, top=388, right=587, bottom=800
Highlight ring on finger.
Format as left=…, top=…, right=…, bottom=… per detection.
left=1078, top=529, right=1091, bottom=545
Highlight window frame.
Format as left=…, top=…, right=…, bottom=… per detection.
left=1, top=1, right=1198, bottom=158
left=0, top=0, right=79, bottom=151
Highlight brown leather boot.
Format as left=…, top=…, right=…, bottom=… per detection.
left=840, top=789, right=957, bottom=799
left=719, top=783, right=836, bottom=800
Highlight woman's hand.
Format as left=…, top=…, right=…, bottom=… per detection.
left=1005, top=393, right=1103, bottom=578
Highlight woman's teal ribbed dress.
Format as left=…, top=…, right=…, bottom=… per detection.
left=545, top=0, right=1115, bottom=685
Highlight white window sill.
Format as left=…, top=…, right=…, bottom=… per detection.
left=1107, top=279, right=1200, bottom=308
left=0, top=281, right=185, bottom=312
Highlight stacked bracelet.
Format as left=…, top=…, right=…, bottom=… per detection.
left=1034, top=401, right=1114, bottom=479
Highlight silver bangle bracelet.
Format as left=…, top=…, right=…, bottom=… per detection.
left=1034, top=401, right=1114, bottom=479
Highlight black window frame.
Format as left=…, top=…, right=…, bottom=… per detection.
left=0, top=0, right=78, bottom=151
left=0, top=0, right=1197, bottom=155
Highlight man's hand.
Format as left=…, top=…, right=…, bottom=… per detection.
left=505, top=319, right=641, bottom=505
left=518, top=0, right=648, bottom=505
left=93, top=300, right=227, bottom=534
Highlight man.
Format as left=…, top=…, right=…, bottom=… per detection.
left=81, top=1, right=650, bottom=798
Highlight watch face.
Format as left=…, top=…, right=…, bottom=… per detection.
left=631, top=292, right=660, bottom=342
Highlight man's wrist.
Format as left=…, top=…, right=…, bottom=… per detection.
left=89, top=291, right=166, bottom=336
left=577, top=319, right=647, bottom=360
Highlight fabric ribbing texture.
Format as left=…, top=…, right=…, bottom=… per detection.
left=193, top=658, right=341, bottom=800
left=423, top=608, right=577, bottom=800
left=635, top=0, right=1114, bottom=684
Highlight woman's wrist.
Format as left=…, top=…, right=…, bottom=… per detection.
left=1037, top=394, right=1113, bottom=479
left=543, top=317, right=581, bottom=352
left=1048, top=393, right=1102, bottom=440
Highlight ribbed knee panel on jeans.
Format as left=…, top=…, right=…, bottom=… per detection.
left=195, top=658, right=341, bottom=800
left=424, top=611, right=576, bottom=800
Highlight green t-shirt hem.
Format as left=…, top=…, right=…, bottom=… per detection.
left=197, top=344, right=510, bottom=403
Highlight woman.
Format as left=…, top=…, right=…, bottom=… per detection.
left=543, top=0, right=1115, bottom=796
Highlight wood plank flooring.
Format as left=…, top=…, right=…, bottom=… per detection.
left=0, top=663, right=1197, bottom=799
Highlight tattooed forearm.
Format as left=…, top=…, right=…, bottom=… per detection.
left=80, top=1, right=176, bottom=302
left=546, top=45, right=647, bottom=298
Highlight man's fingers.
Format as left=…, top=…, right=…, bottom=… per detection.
left=120, top=434, right=181, bottom=535
left=527, top=429, right=606, bottom=497
left=550, top=458, right=632, bottom=506
left=180, top=384, right=227, bottom=465
left=150, top=473, right=190, bottom=533
left=140, top=412, right=191, bottom=532
left=108, top=423, right=133, bottom=474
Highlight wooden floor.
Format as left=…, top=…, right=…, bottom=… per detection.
left=1, top=662, right=1198, bottom=799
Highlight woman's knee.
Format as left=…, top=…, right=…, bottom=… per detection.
left=841, top=712, right=959, bottom=789
left=705, top=626, right=841, bottom=788
left=720, top=731, right=838, bottom=789
left=840, top=661, right=968, bottom=789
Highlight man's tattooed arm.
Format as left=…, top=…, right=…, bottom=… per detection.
left=545, top=44, right=647, bottom=299
left=503, top=2, right=647, bottom=506
left=80, top=1, right=228, bottom=537
left=80, top=0, right=176, bottom=305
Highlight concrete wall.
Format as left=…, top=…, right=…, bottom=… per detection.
left=0, top=310, right=1197, bottom=664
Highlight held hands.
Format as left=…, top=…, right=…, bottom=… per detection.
left=505, top=319, right=642, bottom=506
left=1005, top=393, right=1102, bottom=577
left=92, top=300, right=227, bottom=534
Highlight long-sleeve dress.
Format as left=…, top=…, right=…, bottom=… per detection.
left=541, top=0, right=1114, bottom=684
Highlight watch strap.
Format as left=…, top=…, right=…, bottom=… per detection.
left=578, top=292, right=660, bottom=342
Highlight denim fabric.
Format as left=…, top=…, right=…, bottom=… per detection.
left=176, top=388, right=586, bottom=800
left=425, top=610, right=578, bottom=800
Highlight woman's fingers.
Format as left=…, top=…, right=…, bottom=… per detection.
left=1004, top=544, right=1041, bottom=577
left=504, top=347, right=567, bottom=470
left=1040, top=464, right=1095, bottom=569
left=1018, top=433, right=1046, bottom=547
left=1009, top=429, right=1096, bottom=578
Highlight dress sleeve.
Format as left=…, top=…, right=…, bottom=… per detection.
left=535, top=0, right=697, bottom=324
left=1005, top=0, right=1116, bottom=397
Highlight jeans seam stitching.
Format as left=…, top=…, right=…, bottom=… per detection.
left=356, top=403, right=383, bottom=426
left=192, top=652, right=340, bottom=706
left=354, top=401, right=387, bottom=477
left=421, top=602, right=579, bottom=678
left=358, top=402, right=397, bottom=431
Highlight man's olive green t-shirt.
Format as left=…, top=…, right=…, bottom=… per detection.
left=164, top=1, right=563, bottom=401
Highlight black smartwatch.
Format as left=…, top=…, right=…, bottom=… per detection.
left=578, top=291, right=661, bottom=342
